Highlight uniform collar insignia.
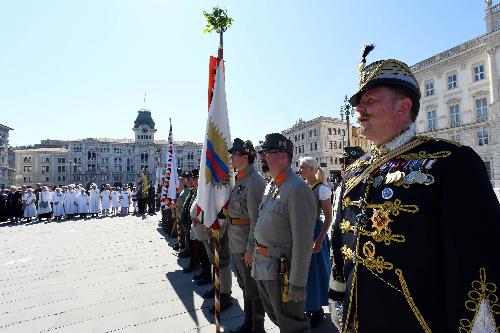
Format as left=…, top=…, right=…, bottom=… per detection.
left=372, top=123, right=416, bottom=158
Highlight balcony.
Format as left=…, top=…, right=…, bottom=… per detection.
left=450, top=122, right=461, bottom=128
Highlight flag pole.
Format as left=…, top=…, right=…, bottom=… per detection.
left=202, top=7, right=233, bottom=332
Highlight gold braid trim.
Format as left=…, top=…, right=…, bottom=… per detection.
left=459, top=268, right=500, bottom=333
left=343, top=136, right=430, bottom=198
left=397, top=150, right=451, bottom=160
left=340, top=220, right=405, bottom=245
left=395, top=269, right=433, bottom=333
left=343, top=198, right=419, bottom=216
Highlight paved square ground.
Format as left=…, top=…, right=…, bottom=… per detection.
left=0, top=214, right=337, bottom=333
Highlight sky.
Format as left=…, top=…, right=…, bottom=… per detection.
left=0, top=0, right=491, bottom=146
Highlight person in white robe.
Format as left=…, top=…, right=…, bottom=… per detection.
left=76, top=188, right=90, bottom=218
left=100, top=185, right=111, bottom=216
left=89, top=184, right=101, bottom=217
left=64, top=185, right=77, bottom=219
left=120, top=187, right=131, bottom=215
left=52, top=188, right=65, bottom=219
left=23, top=188, right=37, bottom=221
left=110, top=187, right=120, bottom=215
left=37, top=186, right=53, bottom=221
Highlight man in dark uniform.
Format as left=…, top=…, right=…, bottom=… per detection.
left=7, top=186, right=23, bottom=223
left=227, top=138, right=267, bottom=333
left=0, top=185, right=8, bottom=222
left=330, top=46, right=500, bottom=332
left=148, top=182, right=155, bottom=214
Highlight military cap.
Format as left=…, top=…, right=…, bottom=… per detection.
left=258, top=133, right=293, bottom=156
left=340, top=146, right=365, bottom=162
left=228, top=138, right=256, bottom=155
left=349, top=44, right=421, bottom=109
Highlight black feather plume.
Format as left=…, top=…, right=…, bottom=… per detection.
left=360, top=44, right=375, bottom=64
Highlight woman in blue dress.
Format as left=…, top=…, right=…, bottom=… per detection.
left=299, top=156, right=333, bottom=328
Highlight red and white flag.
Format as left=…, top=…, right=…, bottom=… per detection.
left=160, top=119, right=179, bottom=208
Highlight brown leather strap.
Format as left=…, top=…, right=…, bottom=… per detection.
left=231, top=218, right=251, bottom=225
left=256, top=243, right=269, bottom=256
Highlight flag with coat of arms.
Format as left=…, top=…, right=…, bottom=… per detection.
left=197, top=50, right=232, bottom=229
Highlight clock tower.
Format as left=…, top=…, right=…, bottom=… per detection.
left=133, top=109, right=157, bottom=144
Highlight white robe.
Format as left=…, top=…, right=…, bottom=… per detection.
left=100, top=190, right=111, bottom=209
left=111, top=191, right=120, bottom=208
left=77, top=193, right=90, bottom=214
left=23, top=193, right=37, bottom=218
left=37, top=191, right=52, bottom=214
left=89, top=189, right=101, bottom=213
left=52, top=192, right=65, bottom=217
left=64, top=190, right=77, bottom=214
left=120, top=191, right=130, bottom=208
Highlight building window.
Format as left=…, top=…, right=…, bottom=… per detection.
left=294, top=135, right=297, bottom=142
left=328, top=128, right=332, bottom=135
left=57, top=166, right=66, bottom=173
left=309, top=130, right=313, bottom=138
left=298, top=146, right=301, bottom=153
left=476, top=97, right=488, bottom=121
left=427, top=111, right=436, bottom=131
left=310, top=143, right=313, bottom=151
left=333, top=128, right=336, bottom=135
left=447, top=74, right=457, bottom=90
left=335, top=157, right=338, bottom=165
left=329, top=141, right=333, bottom=149
left=473, top=64, right=485, bottom=81
left=425, top=82, right=434, bottom=97
left=45, top=177, right=49, bottom=181
left=41, top=166, right=49, bottom=173
left=329, top=157, right=333, bottom=164
left=450, top=134, right=461, bottom=144
left=449, top=104, right=460, bottom=127
left=478, top=128, right=489, bottom=146
left=23, top=166, right=32, bottom=172
left=314, top=142, right=317, bottom=150
left=314, top=129, right=317, bottom=136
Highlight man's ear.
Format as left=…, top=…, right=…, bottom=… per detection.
left=397, top=97, right=413, bottom=117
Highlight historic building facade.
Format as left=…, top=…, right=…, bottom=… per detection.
left=282, top=116, right=371, bottom=180
left=0, top=123, right=14, bottom=186
left=14, top=109, right=203, bottom=187
left=412, top=1, right=500, bottom=195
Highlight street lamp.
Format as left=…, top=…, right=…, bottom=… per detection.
left=339, top=95, right=352, bottom=148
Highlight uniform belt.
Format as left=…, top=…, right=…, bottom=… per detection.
left=256, top=242, right=269, bottom=256
left=231, top=218, right=251, bottom=225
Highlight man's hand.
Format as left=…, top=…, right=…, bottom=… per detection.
left=242, top=250, right=253, bottom=267
left=288, top=284, right=307, bottom=302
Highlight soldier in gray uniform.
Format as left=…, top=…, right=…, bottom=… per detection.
left=252, top=133, right=316, bottom=333
left=227, top=138, right=267, bottom=333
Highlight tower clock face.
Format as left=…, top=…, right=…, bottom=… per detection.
left=142, top=128, right=148, bottom=133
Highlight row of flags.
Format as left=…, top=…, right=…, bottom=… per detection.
left=158, top=48, right=232, bottom=229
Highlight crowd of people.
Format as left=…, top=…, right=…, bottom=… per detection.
left=0, top=182, right=160, bottom=223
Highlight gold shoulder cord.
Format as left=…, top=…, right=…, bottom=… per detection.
left=343, top=136, right=430, bottom=198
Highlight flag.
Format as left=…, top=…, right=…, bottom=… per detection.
left=197, top=54, right=232, bottom=229
left=141, top=172, right=149, bottom=198
left=161, top=119, right=179, bottom=208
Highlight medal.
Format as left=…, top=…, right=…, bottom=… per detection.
left=381, top=187, right=394, bottom=200
left=373, top=176, right=384, bottom=187
left=354, top=213, right=370, bottom=229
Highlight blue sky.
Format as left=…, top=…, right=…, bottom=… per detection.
left=0, top=0, right=490, bottom=146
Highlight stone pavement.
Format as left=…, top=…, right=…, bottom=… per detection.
left=0, top=214, right=338, bottom=333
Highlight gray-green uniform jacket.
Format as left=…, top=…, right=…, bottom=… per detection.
left=228, top=165, right=267, bottom=254
left=251, top=167, right=316, bottom=288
